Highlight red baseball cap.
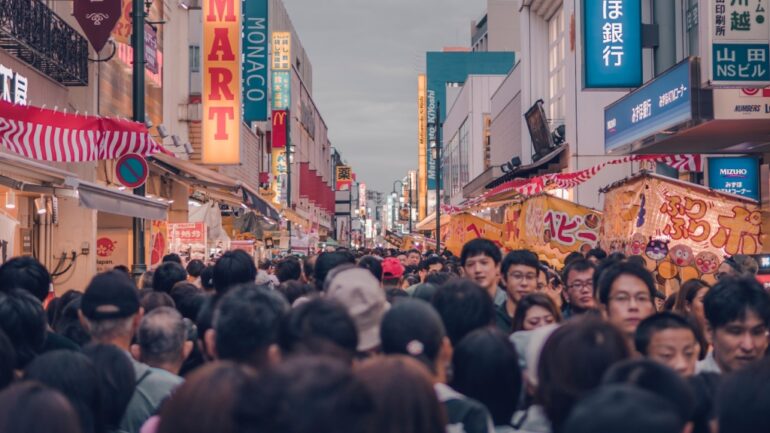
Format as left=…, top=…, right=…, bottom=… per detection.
left=382, top=257, right=405, bottom=279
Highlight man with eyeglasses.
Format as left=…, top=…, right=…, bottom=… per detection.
left=561, top=259, right=597, bottom=319
left=597, top=261, right=657, bottom=352
left=696, top=277, right=770, bottom=374
left=496, top=250, right=541, bottom=333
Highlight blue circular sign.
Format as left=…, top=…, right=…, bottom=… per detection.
left=115, top=153, right=149, bottom=189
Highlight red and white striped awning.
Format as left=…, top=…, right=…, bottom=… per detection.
left=0, top=101, right=169, bottom=162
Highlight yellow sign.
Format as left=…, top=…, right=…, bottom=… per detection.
left=272, top=32, right=291, bottom=71
left=202, top=0, right=241, bottom=164
left=417, top=74, right=427, bottom=221
left=506, top=195, right=601, bottom=267
left=441, top=213, right=505, bottom=257
left=271, top=149, right=287, bottom=205
left=600, top=173, right=762, bottom=292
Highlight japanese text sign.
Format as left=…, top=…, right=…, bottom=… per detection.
left=710, top=0, right=770, bottom=85
left=605, top=59, right=694, bottom=153
left=242, top=0, right=269, bottom=122
left=168, top=222, right=207, bottom=262
left=441, top=213, right=505, bottom=257
left=272, top=32, right=291, bottom=71
left=707, top=156, right=759, bottom=201
left=336, top=165, right=353, bottom=190
left=583, top=0, right=643, bottom=88
left=272, top=71, right=290, bottom=110
left=202, top=0, right=241, bottom=164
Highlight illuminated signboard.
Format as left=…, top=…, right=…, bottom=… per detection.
left=242, top=0, right=269, bottom=122
left=707, top=156, right=759, bottom=201
left=272, top=32, right=291, bottom=71
left=583, top=0, right=643, bottom=88
left=709, top=0, right=770, bottom=86
left=417, top=74, right=427, bottom=220
left=272, top=70, right=290, bottom=110
left=202, top=0, right=241, bottom=164
left=272, top=109, right=288, bottom=148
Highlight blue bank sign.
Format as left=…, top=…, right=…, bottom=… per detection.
left=242, top=0, right=269, bottom=122
left=604, top=59, right=696, bottom=153
left=583, top=0, right=643, bottom=88
left=707, top=157, right=759, bottom=201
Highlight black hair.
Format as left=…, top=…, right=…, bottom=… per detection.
left=0, top=256, right=51, bottom=302
left=408, top=249, right=421, bottom=257
left=424, top=271, right=455, bottom=287
left=170, top=282, right=206, bottom=321
left=512, top=293, right=562, bottom=332
left=607, top=252, right=627, bottom=262
left=302, top=256, right=315, bottom=282
left=451, top=328, right=522, bottom=426
left=561, top=258, right=596, bottom=286
left=25, top=350, right=103, bottom=433
left=563, top=252, right=584, bottom=267
left=278, top=298, right=358, bottom=363
left=0, top=382, right=81, bottom=433
left=597, top=261, right=656, bottom=305
left=200, top=265, right=215, bottom=291
left=277, top=281, right=315, bottom=306
left=186, top=259, right=206, bottom=278
left=385, top=288, right=409, bottom=303
left=634, top=312, right=698, bottom=355
left=0, top=289, right=46, bottom=368
left=430, top=279, right=494, bottom=346
left=602, top=358, right=695, bottom=422
left=0, top=330, right=15, bottom=390
left=140, top=291, right=176, bottom=313
left=586, top=248, right=607, bottom=261
left=412, top=283, right=439, bottom=303
left=214, top=250, right=258, bottom=296
left=380, top=298, right=446, bottom=371
left=501, top=250, right=541, bottom=279
left=162, top=253, right=182, bottom=264
left=214, top=283, right=289, bottom=368
left=52, top=296, right=91, bottom=347
left=275, top=257, right=302, bottom=283
left=358, top=256, right=383, bottom=283
left=81, top=344, right=135, bottom=431
left=314, top=252, right=356, bottom=292
left=419, top=256, right=445, bottom=271
left=460, top=238, right=502, bottom=266
left=626, top=255, right=647, bottom=268
left=703, top=276, right=770, bottom=329
left=112, top=265, right=131, bottom=277
left=717, top=356, right=770, bottom=433
left=152, top=262, right=188, bottom=294
left=688, top=373, right=721, bottom=433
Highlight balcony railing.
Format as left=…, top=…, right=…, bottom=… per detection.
left=0, top=0, right=88, bottom=86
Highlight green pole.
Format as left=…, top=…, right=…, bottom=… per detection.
left=131, top=0, right=146, bottom=280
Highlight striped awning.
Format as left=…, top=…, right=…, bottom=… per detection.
left=0, top=101, right=168, bottom=162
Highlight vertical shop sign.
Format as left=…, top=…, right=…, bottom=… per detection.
left=272, top=70, right=290, bottom=109
left=272, top=110, right=287, bottom=148
left=417, top=75, right=427, bottom=220
left=242, top=0, right=269, bottom=122
left=583, top=0, right=643, bottom=88
left=272, top=32, right=291, bottom=71
left=426, top=89, right=437, bottom=189
left=710, top=0, right=770, bottom=85
left=202, top=0, right=241, bottom=164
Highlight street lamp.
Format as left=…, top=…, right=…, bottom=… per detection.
left=392, top=177, right=413, bottom=234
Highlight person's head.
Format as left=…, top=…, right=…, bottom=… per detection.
left=675, top=279, right=710, bottom=328
left=460, top=238, right=502, bottom=295
left=634, top=312, right=700, bottom=376
left=131, top=307, right=192, bottom=374
left=0, top=381, right=81, bottom=433
left=357, top=255, right=383, bottom=283
left=397, top=253, right=408, bottom=266
left=213, top=250, right=258, bottom=295
left=597, top=262, right=657, bottom=340
left=279, top=298, right=359, bottom=364
left=717, top=357, right=770, bottom=433
left=537, top=318, right=630, bottom=432
left=687, top=372, right=721, bottom=433
left=207, top=283, right=288, bottom=369
left=585, top=248, right=607, bottom=265
left=158, top=361, right=255, bottom=433
left=234, top=356, right=373, bottom=433
left=79, top=271, right=142, bottom=348
left=452, top=328, right=522, bottom=426
left=275, top=257, right=302, bottom=283
left=199, top=265, right=215, bottom=291
left=562, top=384, right=685, bottom=433
left=407, top=249, right=422, bottom=267
left=513, top=293, right=562, bottom=332
left=424, top=271, right=454, bottom=287
left=277, top=280, right=315, bottom=305
left=381, top=257, right=405, bottom=288
left=431, top=278, right=494, bottom=346
left=326, top=267, right=389, bottom=353
left=501, top=250, right=541, bottom=303
left=81, top=344, right=135, bottom=431
left=152, top=261, right=188, bottom=294
left=184, top=258, right=204, bottom=278
left=563, top=251, right=584, bottom=267
left=380, top=298, right=449, bottom=377
left=0, top=289, right=46, bottom=369
left=170, top=282, right=206, bottom=320
left=355, top=356, right=446, bottom=433
left=314, top=251, right=356, bottom=292
left=302, top=255, right=316, bottom=284
left=162, top=253, right=182, bottom=264
left=0, top=256, right=51, bottom=302
left=140, top=290, right=176, bottom=312
left=418, top=256, right=445, bottom=281
left=561, top=259, right=597, bottom=313
left=52, top=296, right=91, bottom=347
left=24, top=350, right=102, bottom=433
left=0, top=330, right=15, bottom=390
left=140, top=269, right=154, bottom=290
left=718, top=255, right=759, bottom=280
left=703, top=277, right=770, bottom=373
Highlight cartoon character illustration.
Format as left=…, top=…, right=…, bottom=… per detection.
left=636, top=194, right=646, bottom=228
left=695, top=251, right=719, bottom=275
left=645, top=237, right=670, bottom=261
left=668, top=244, right=694, bottom=267
left=628, top=233, right=647, bottom=255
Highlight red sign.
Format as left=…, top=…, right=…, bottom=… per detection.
left=74, top=0, right=122, bottom=52
left=115, top=153, right=149, bottom=188
left=272, top=110, right=288, bottom=148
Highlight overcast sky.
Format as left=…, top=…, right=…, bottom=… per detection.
left=282, top=0, right=488, bottom=194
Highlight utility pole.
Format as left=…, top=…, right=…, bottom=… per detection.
left=286, top=114, right=292, bottom=253
left=131, top=0, right=146, bottom=280
left=435, top=100, right=442, bottom=254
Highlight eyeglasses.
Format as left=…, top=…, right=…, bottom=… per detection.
left=508, top=272, right=537, bottom=282
left=568, top=280, right=593, bottom=290
left=609, top=293, right=652, bottom=305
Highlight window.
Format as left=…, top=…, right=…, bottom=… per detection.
left=189, top=45, right=200, bottom=73
left=548, top=8, right=566, bottom=122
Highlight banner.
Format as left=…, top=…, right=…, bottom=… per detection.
left=168, top=222, right=207, bottom=262
left=600, top=173, right=762, bottom=292
left=384, top=230, right=404, bottom=249
left=417, top=74, right=427, bottom=220
left=74, top=0, right=122, bottom=52
left=272, top=110, right=287, bottom=148
left=150, top=220, right=168, bottom=267
left=505, top=195, right=601, bottom=267
left=441, top=213, right=504, bottom=257
left=242, top=0, right=269, bottom=122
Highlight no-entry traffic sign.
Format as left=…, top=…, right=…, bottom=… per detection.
left=115, top=153, right=149, bottom=189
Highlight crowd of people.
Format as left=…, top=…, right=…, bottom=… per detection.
left=0, top=239, right=768, bottom=433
